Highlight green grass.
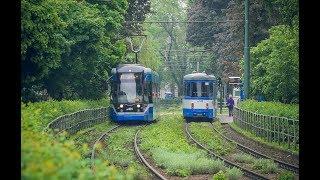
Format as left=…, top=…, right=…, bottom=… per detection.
left=212, top=171, right=227, bottom=180
left=233, top=153, right=255, bottom=164
left=140, top=113, right=228, bottom=177
left=22, top=98, right=109, bottom=132
left=152, top=149, right=226, bottom=176
left=100, top=126, right=150, bottom=179
left=188, top=122, right=236, bottom=156
left=252, top=159, right=278, bottom=174
left=238, top=100, right=298, bottom=119
left=230, top=122, right=299, bottom=154
left=68, top=121, right=116, bottom=156
left=225, top=167, right=243, bottom=180
left=22, top=99, right=131, bottom=179
left=278, top=171, right=295, bottom=180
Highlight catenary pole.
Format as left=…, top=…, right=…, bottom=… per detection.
left=243, top=0, right=250, bottom=99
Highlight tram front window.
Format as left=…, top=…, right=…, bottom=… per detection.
left=201, top=82, right=213, bottom=97
left=116, top=73, right=143, bottom=104
left=185, top=81, right=214, bottom=98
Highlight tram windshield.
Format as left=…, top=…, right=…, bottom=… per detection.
left=113, top=73, right=144, bottom=104
left=184, top=81, right=214, bottom=98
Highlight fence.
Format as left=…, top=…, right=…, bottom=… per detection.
left=233, top=107, right=299, bottom=149
left=45, top=107, right=108, bottom=134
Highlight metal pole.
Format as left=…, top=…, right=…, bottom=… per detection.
left=197, top=61, right=199, bottom=72
left=135, top=52, right=138, bottom=64
left=244, top=0, right=250, bottom=99
left=219, top=83, right=223, bottom=114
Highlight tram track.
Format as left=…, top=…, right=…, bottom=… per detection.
left=134, top=127, right=168, bottom=180
left=184, top=122, right=269, bottom=180
left=210, top=122, right=299, bottom=174
left=90, top=125, right=121, bottom=167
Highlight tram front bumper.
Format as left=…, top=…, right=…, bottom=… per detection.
left=183, top=108, right=214, bottom=119
left=113, top=112, right=149, bottom=121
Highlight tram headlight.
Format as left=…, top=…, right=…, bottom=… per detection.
left=136, top=104, right=141, bottom=108
left=119, top=104, right=124, bottom=108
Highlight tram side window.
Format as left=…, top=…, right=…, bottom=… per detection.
left=191, top=82, right=197, bottom=97
left=209, top=82, right=214, bottom=98
left=111, top=80, right=118, bottom=103
left=185, top=82, right=191, bottom=96
left=201, top=82, right=209, bottom=97
left=144, top=81, right=153, bottom=103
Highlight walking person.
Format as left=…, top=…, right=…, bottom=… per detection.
left=226, top=94, right=234, bottom=117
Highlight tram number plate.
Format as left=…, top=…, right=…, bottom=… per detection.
left=196, top=100, right=203, bottom=102
left=127, top=107, right=133, bottom=111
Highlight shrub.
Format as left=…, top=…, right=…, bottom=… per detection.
left=152, top=148, right=225, bottom=176
left=226, top=167, right=243, bottom=180
left=189, top=122, right=236, bottom=156
left=238, top=100, right=298, bottom=119
left=253, top=159, right=278, bottom=174
left=233, top=153, right=255, bottom=164
left=140, top=113, right=227, bottom=177
left=21, top=99, right=128, bottom=179
left=278, top=171, right=295, bottom=180
left=213, top=170, right=227, bottom=180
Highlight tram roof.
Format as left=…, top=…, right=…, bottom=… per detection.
left=114, top=64, right=152, bottom=73
left=183, top=73, right=216, bottom=81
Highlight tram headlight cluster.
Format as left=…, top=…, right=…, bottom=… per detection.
left=119, top=104, right=124, bottom=108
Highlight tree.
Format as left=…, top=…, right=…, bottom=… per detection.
left=21, top=0, right=128, bottom=102
left=250, top=25, right=298, bottom=103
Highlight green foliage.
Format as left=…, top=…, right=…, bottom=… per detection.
left=152, top=149, right=225, bottom=176
left=213, top=170, right=227, bottom=180
left=21, top=99, right=130, bottom=179
left=21, top=0, right=128, bottom=102
left=278, top=171, right=295, bottom=180
left=100, top=127, right=150, bottom=179
left=189, top=122, right=236, bottom=156
left=140, top=114, right=200, bottom=153
left=140, top=113, right=227, bottom=176
left=22, top=130, right=132, bottom=179
left=225, top=167, right=243, bottom=180
left=22, top=98, right=109, bottom=132
left=253, top=159, right=278, bottom=174
left=233, top=153, right=255, bottom=164
left=264, top=0, right=299, bottom=25
left=230, top=122, right=299, bottom=154
left=238, top=100, right=298, bottom=119
left=250, top=25, right=299, bottom=103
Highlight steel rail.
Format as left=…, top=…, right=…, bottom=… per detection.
left=211, top=123, right=299, bottom=174
left=91, top=125, right=121, bottom=167
left=134, top=128, right=168, bottom=180
left=184, top=122, right=269, bottom=180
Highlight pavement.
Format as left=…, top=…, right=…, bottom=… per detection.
left=218, top=114, right=233, bottom=124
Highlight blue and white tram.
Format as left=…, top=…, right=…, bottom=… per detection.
left=109, top=64, right=160, bottom=122
left=182, top=73, right=217, bottom=121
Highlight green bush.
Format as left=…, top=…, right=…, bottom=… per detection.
left=22, top=98, right=109, bottom=132
left=213, top=170, right=227, bottom=180
left=278, top=171, right=295, bottom=180
left=238, top=100, right=298, bottom=119
left=21, top=99, right=129, bottom=179
left=140, top=113, right=227, bottom=177
left=152, top=149, right=225, bottom=176
left=249, top=25, right=299, bottom=103
left=253, top=159, right=278, bottom=174
left=226, top=167, right=243, bottom=180
left=189, top=122, right=236, bottom=156
left=233, top=153, right=255, bottom=164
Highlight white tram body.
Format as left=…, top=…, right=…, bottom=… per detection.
left=182, top=73, right=217, bottom=121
